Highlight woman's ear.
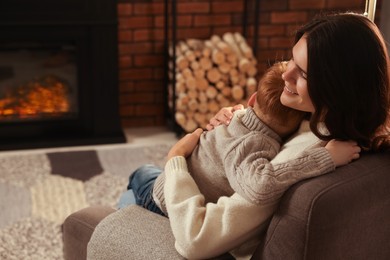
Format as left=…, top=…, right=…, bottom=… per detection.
left=247, top=92, right=257, bottom=107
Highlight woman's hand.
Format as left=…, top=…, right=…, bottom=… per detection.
left=206, top=104, right=245, bottom=130
left=167, top=128, right=203, bottom=160
left=325, top=139, right=361, bottom=167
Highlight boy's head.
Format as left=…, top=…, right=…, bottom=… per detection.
left=252, top=61, right=307, bottom=138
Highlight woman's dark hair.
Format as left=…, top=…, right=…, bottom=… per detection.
left=295, top=12, right=390, bottom=151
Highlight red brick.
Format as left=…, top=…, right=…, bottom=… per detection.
left=177, top=15, right=194, bottom=27
left=119, top=16, right=154, bottom=29
left=286, top=24, right=302, bottom=36
left=154, top=91, right=165, bottom=102
left=119, top=82, right=135, bottom=93
left=256, top=63, right=269, bottom=75
left=153, top=41, right=165, bottom=54
left=290, top=0, right=326, bottom=9
left=135, top=81, right=165, bottom=92
left=326, top=0, right=363, bottom=9
left=269, top=36, right=294, bottom=48
left=261, top=0, right=288, bottom=11
left=211, top=1, right=243, bottom=13
left=257, top=50, right=288, bottom=64
left=134, top=55, right=164, bottom=67
left=254, top=38, right=270, bottom=50
left=136, top=104, right=164, bottom=116
left=119, top=56, right=132, bottom=68
left=118, top=30, right=132, bottom=42
left=133, top=3, right=165, bottom=15
left=153, top=68, right=165, bottom=80
left=120, top=92, right=155, bottom=104
left=132, top=30, right=148, bottom=42
left=121, top=118, right=156, bottom=127
left=117, top=3, right=132, bottom=16
left=114, top=0, right=371, bottom=128
left=154, top=15, right=165, bottom=28
left=178, top=2, right=210, bottom=14
left=194, top=14, right=231, bottom=26
left=259, top=25, right=285, bottom=36
left=134, top=29, right=164, bottom=42
left=212, top=26, right=243, bottom=37
left=119, top=105, right=135, bottom=116
left=177, top=27, right=211, bottom=40
left=271, top=11, right=308, bottom=24
left=119, top=43, right=154, bottom=56
left=155, top=15, right=193, bottom=28
left=120, top=68, right=153, bottom=80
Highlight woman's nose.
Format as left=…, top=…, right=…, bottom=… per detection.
left=282, top=65, right=295, bottom=83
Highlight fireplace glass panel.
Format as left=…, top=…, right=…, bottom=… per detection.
left=0, top=41, right=78, bottom=122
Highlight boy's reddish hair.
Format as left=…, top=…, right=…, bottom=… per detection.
left=256, top=62, right=306, bottom=131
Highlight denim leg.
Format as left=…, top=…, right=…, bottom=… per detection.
left=117, top=189, right=136, bottom=209
left=129, top=164, right=162, bottom=201
left=125, top=164, right=166, bottom=216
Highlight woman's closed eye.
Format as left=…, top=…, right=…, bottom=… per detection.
left=289, top=58, right=307, bottom=80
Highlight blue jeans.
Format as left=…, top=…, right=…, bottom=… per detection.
left=118, top=164, right=166, bottom=216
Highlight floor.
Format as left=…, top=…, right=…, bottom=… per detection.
left=0, top=126, right=179, bottom=157
left=0, top=126, right=179, bottom=259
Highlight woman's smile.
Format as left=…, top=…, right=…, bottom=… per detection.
left=284, top=85, right=298, bottom=95
left=280, top=36, right=315, bottom=113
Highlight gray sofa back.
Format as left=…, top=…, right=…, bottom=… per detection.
left=252, top=152, right=390, bottom=260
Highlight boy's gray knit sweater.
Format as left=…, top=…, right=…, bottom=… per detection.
left=153, top=108, right=334, bottom=215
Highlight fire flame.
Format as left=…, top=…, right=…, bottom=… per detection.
left=0, top=75, right=70, bottom=119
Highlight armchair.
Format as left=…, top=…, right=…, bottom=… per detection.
left=63, top=151, right=390, bottom=259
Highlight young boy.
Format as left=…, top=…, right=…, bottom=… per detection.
left=119, top=61, right=315, bottom=215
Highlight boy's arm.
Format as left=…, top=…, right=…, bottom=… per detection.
left=231, top=146, right=333, bottom=204
left=226, top=139, right=361, bottom=205
left=325, top=139, right=361, bottom=166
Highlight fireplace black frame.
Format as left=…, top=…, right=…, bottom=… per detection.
left=0, top=0, right=125, bottom=150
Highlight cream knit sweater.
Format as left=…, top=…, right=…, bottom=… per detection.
left=162, top=113, right=335, bottom=259
left=155, top=108, right=333, bottom=214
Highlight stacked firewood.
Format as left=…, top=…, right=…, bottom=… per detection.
left=168, top=32, right=258, bottom=132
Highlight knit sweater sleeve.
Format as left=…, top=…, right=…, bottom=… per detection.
left=163, top=156, right=278, bottom=260
left=227, top=144, right=335, bottom=205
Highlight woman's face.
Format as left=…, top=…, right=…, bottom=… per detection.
left=281, top=36, right=315, bottom=113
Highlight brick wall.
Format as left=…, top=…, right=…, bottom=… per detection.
left=117, top=0, right=381, bottom=128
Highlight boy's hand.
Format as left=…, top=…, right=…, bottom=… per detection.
left=325, top=139, right=361, bottom=167
left=206, top=104, right=244, bottom=130
left=167, top=128, right=203, bottom=160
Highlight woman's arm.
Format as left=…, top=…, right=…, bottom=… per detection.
left=164, top=156, right=277, bottom=259
left=164, top=129, right=277, bottom=259
left=206, top=104, right=244, bottom=130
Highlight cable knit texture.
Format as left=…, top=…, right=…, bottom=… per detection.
left=156, top=117, right=336, bottom=259
left=153, top=108, right=334, bottom=214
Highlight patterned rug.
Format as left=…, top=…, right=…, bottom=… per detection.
left=0, top=143, right=172, bottom=260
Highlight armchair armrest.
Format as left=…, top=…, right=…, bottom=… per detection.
left=62, top=205, right=116, bottom=260
left=86, top=205, right=185, bottom=259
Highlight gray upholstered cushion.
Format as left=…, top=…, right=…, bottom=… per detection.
left=251, top=152, right=390, bottom=259
left=87, top=205, right=184, bottom=260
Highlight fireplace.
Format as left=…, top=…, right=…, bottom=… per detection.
left=0, top=0, right=125, bottom=150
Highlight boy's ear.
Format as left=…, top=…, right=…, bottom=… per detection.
left=247, top=92, right=257, bottom=107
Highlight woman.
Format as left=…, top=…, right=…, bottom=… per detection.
left=134, top=13, right=390, bottom=259
left=210, top=13, right=390, bottom=151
